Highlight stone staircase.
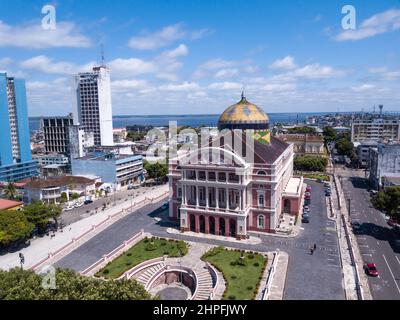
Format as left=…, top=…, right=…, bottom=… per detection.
left=193, top=266, right=214, bottom=300
left=136, top=262, right=166, bottom=287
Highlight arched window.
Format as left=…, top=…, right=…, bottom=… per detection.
left=258, top=194, right=264, bottom=207
left=257, top=170, right=267, bottom=175
left=258, top=215, right=265, bottom=229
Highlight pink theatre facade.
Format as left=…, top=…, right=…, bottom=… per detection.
left=168, top=139, right=304, bottom=239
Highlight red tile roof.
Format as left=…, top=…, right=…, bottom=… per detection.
left=0, top=199, right=23, bottom=210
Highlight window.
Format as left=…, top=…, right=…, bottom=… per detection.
left=258, top=194, right=264, bottom=207
left=178, top=187, right=182, bottom=198
left=258, top=215, right=265, bottom=229
left=257, top=170, right=267, bottom=175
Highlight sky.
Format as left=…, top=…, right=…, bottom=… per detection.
left=0, top=0, right=399, bottom=116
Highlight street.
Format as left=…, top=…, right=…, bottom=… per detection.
left=341, top=174, right=400, bottom=300
left=56, top=180, right=345, bottom=300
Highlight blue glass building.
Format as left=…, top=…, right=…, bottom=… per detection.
left=0, top=72, right=38, bottom=182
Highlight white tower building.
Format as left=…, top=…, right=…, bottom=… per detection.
left=72, top=65, right=114, bottom=146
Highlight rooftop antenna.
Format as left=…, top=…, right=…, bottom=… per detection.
left=100, top=44, right=105, bottom=67
left=241, top=86, right=245, bottom=100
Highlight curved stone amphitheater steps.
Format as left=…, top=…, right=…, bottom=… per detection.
left=193, top=266, right=214, bottom=300
left=136, top=262, right=166, bottom=286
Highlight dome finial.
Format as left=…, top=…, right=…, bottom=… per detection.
left=241, top=86, right=245, bottom=100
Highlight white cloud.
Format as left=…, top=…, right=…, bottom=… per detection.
left=108, top=58, right=157, bottom=77
left=262, top=83, right=297, bottom=92
left=351, top=84, right=376, bottom=92
left=287, top=63, right=348, bottom=79
left=20, top=55, right=95, bottom=74
left=111, top=79, right=150, bottom=91
left=335, top=9, right=400, bottom=41
left=0, top=21, right=91, bottom=48
left=214, top=68, right=239, bottom=79
left=160, top=44, right=189, bottom=59
left=208, top=82, right=242, bottom=90
left=128, top=23, right=210, bottom=50
left=199, top=58, right=236, bottom=70
left=269, top=56, right=297, bottom=70
left=158, top=81, right=200, bottom=92
left=368, top=66, right=400, bottom=81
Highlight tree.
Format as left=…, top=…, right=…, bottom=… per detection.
left=3, top=182, right=17, bottom=200
left=60, top=192, right=68, bottom=203
left=0, top=210, right=34, bottom=247
left=335, top=138, right=353, bottom=156
left=143, top=160, right=168, bottom=182
left=22, top=202, right=62, bottom=233
left=371, top=186, right=400, bottom=222
left=287, top=126, right=316, bottom=134
left=0, top=268, right=153, bottom=300
left=323, top=126, right=337, bottom=143
left=71, top=193, right=80, bottom=200
left=294, top=155, right=328, bottom=172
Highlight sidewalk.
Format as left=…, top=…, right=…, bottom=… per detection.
left=334, top=175, right=373, bottom=300
left=166, top=228, right=262, bottom=245
left=268, top=251, right=289, bottom=300
left=0, top=185, right=168, bottom=271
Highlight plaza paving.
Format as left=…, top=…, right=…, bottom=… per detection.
left=54, top=179, right=345, bottom=300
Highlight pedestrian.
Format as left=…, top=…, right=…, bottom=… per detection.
left=313, top=243, right=317, bottom=251
left=309, top=247, right=314, bottom=255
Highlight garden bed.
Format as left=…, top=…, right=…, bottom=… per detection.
left=202, top=246, right=267, bottom=300
left=96, top=237, right=188, bottom=279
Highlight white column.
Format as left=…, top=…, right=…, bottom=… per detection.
left=206, top=186, right=209, bottom=208
left=240, top=189, right=243, bottom=210
left=215, top=187, right=219, bottom=209
left=196, top=186, right=199, bottom=207
left=225, top=188, right=228, bottom=209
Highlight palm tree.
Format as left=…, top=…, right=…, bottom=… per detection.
left=3, top=182, right=17, bottom=200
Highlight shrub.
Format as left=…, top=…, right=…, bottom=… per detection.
left=247, top=286, right=253, bottom=291
left=143, top=237, right=149, bottom=243
left=248, top=254, right=254, bottom=259
left=145, top=241, right=158, bottom=251
left=102, top=269, right=109, bottom=274
left=228, top=295, right=236, bottom=300
left=230, top=261, right=237, bottom=266
left=161, top=242, right=167, bottom=246
left=231, top=275, right=237, bottom=279
left=126, top=253, right=132, bottom=257
left=253, top=262, right=260, bottom=267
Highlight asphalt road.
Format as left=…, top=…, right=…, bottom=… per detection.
left=60, top=186, right=161, bottom=226
left=56, top=180, right=344, bottom=300
left=341, top=176, right=400, bottom=300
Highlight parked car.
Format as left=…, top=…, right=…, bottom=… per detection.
left=352, top=221, right=362, bottom=232
left=364, top=262, right=379, bottom=277
left=303, top=205, right=310, bottom=211
left=302, top=215, right=310, bottom=223
left=127, top=185, right=134, bottom=190
left=304, top=199, right=311, bottom=205
left=325, top=191, right=331, bottom=197
left=84, top=199, right=93, bottom=205
left=324, top=182, right=331, bottom=188
left=304, top=195, right=311, bottom=200
left=306, top=186, right=312, bottom=192
left=304, top=191, right=311, bottom=196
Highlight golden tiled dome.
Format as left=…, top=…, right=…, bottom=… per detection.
left=218, top=94, right=269, bottom=131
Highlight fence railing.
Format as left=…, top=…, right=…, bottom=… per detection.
left=261, top=250, right=279, bottom=300
left=206, top=262, right=219, bottom=300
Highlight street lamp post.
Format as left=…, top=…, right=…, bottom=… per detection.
left=19, top=253, right=25, bottom=270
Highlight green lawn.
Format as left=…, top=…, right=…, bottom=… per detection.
left=202, top=247, right=267, bottom=300
left=301, top=173, right=330, bottom=181
left=96, top=237, right=188, bottom=279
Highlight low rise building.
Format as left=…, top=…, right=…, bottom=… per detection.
left=71, top=152, right=143, bottom=190
left=353, top=140, right=378, bottom=168
left=23, top=175, right=96, bottom=204
left=0, top=199, right=23, bottom=211
left=277, top=134, right=325, bottom=155
left=369, top=142, right=400, bottom=189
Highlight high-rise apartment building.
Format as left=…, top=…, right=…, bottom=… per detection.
left=351, top=117, right=400, bottom=143
left=42, top=113, right=74, bottom=154
left=0, top=72, right=38, bottom=182
left=72, top=65, right=113, bottom=147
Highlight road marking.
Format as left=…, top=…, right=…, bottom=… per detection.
left=396, top=256, right=400, bottom=267
left=377, top=241, right=380, bottom=246
left=362, top=253, right=372, bottom=256
left=382, top=254, right=400, bottom=296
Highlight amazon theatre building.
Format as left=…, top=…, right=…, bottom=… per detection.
left=168, top=94, right=304, bottom=239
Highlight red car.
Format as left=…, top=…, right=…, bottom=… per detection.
left=306, top=186, right=312, bottom=192
left=364, top=263, right=379, bottom=277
